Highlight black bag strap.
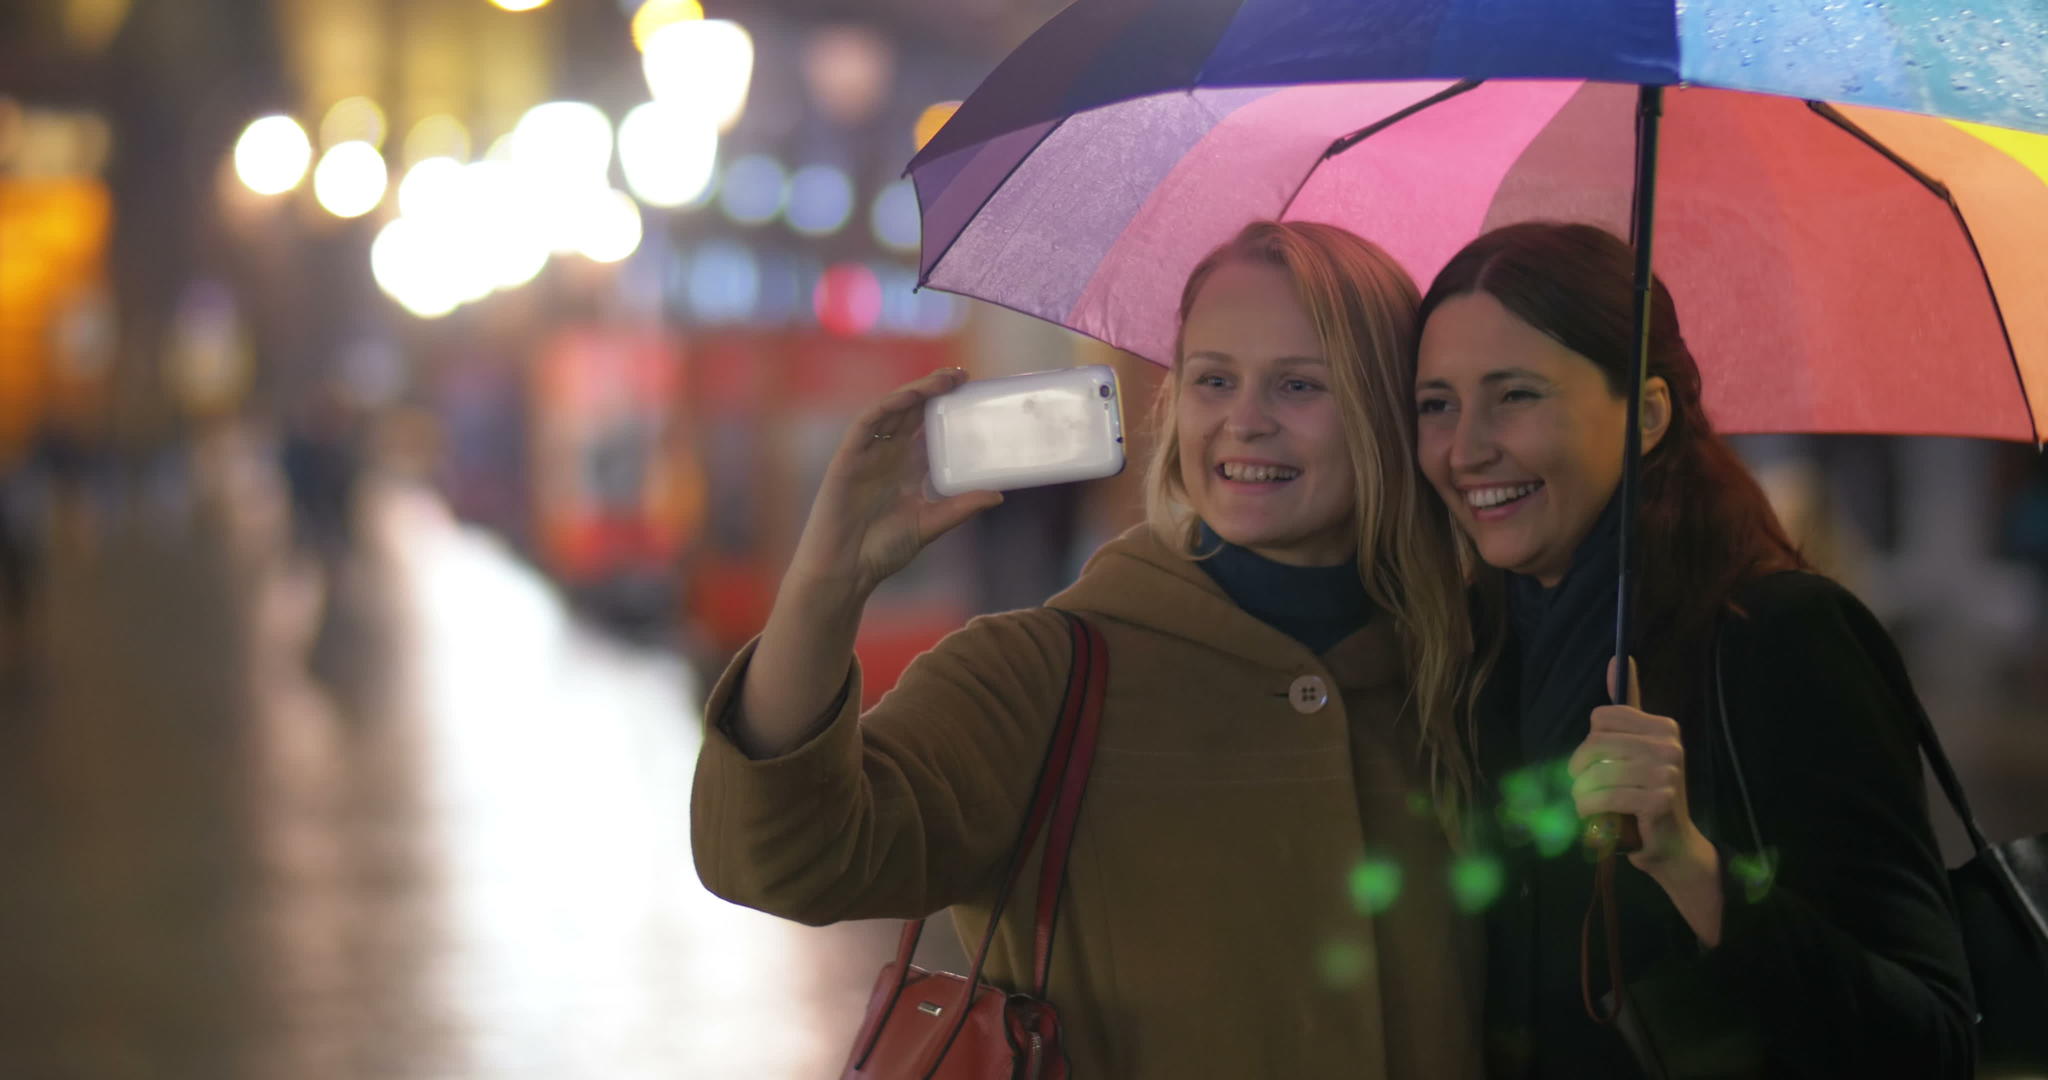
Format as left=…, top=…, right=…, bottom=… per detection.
left=1711, top=621, right=2048, bottom=948
left=1712, top=630, right=1767, bottom=856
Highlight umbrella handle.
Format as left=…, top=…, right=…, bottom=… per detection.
left=1592, top=83, right=1665, bottom=859
left=1584, top=813, right=1643, bottom=853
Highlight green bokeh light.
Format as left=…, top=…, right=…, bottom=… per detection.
left=1529, top=804, right=1580, bottom=858
left=1730, top=849, right=1779, bottom=902
left=1449, top=853, right=1506, bottom=913
left=1317, top=939, right=1375, bottom=988
left=1494, top=757, right=1583, bottom=859
left=1500, top=769, right=1543, bottom=810
left=1348, top=857, right=1404, bottom=916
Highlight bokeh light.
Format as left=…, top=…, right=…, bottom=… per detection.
left=402, top=114, right=472, bottom=167
left=1496, top=759, right=1582, bottom=859
left=1448, top=854, right=1506, bottom=914
left=718, top=154, right=786, bottom=225
left=630, top=0, right=702, bottom=51
left=512, top=101, right=614, bottom=192
left=313, top=140, right=388, bottom=218
left=619, top=102, right=717, bottom=208
left=1527, top=804, right=1581, bottom=858
left=456, top=160, right=551, bottom=290
left=908, top=288, right=963, bottom=337
left=642, top=19, right=753, bottom=132
left=573, top=189, right=645, bottom=264
left=1317, top=939, right=1374, bottom=988
left=371, top=217, right=460, bottom=318
left=685, top=242, right=760, bottom=322
left=397, top=157, right=466, bottom=220
left=1347, top=858, right=1403, bottom=916
left=319, top=96, right=387, bottom=150
left=874, top=267, right=964, bottom=338
left=372, top=158, right=556, bottom=318
left=1729, top=849, right=1779, bottom=902
left=870, top=179, right=920, bottom=253
left=803, top=25, right=893, bottom=126
left=913, top=101, right=960, bottom=152
left=234, top=115, right=312, bottom=196
left=814, top=263, right=881, bottom=336
left=490, top=0, right=550, bottom=10
left=755, top=254, right=818, bottom=324
left=786, top=165, right=853, bottom=236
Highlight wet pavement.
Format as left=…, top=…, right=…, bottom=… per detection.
left=0, top=466, right=952, bottom=1079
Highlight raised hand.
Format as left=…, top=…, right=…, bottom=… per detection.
left=735, top=369, right=1003, bottom=759
left=788, top=367, right=1005, bottom=599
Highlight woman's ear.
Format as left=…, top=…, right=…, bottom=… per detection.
left=1640, top=375, right=1673, bottom=454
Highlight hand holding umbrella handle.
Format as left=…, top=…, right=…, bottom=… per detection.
left=1584, top=656, right=1645, bottom=854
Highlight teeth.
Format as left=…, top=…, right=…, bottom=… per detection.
left=1467, top=483, right=1540, bottom=509
left=1221, top=462, right=1300, bottom=483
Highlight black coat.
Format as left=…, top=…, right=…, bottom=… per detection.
left=1477, top=571, right=1975, bottom=1078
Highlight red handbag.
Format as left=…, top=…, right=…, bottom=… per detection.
left=841, top=610, right=1107, bottom=1080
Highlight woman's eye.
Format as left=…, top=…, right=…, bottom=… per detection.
left=1416, top=398, right=1451, bottom=416
left=1281, top=378, right=1323, bottom=394
left=1502, top=387, right=1539, bottom=403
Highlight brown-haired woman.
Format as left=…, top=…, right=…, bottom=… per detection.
left=693, top=221, right=1484, bottom=1076
left=1411, top=221, right=1973, bottom=1077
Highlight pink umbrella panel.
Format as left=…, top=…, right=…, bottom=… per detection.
left=918, top=79, right=2048, bottom=444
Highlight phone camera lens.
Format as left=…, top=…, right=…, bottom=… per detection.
left=1098, top=384, right=1111, bottom=399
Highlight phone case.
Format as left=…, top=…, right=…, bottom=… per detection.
left=925, top=365, right=1126, bottom=496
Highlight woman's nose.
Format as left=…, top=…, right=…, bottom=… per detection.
left=1448, top=412, right=1498, bottom=471
left=1224, top=390, right=1278, bottom=440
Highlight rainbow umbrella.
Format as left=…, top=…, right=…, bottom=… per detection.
left=908, top=0, right=2048, bottom=445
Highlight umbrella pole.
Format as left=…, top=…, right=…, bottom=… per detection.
left=1593, top=84, right=1665, bottom=856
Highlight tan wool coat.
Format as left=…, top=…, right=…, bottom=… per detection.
left=692, top=524, right=1485, bottom=1078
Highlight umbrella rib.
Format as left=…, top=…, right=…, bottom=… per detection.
left=1273, top=78, right=1486, bottom=223
left=1806, top=102, right=1951, bottom=198
left=1808, top=102, right=2040, bottom=445
left=1322, top=79, right=1485, bottom=160
left=914, top=115, right=1072, bottom=291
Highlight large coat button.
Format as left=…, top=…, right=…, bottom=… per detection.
left=1287, top=674, right=1329, bottom=714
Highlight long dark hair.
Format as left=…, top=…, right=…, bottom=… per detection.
left=1416, top=222, right=1805, bottom=708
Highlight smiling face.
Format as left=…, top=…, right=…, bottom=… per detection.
left=1174, top=259, right=1358, bottom=567
left=1414, top=292, right=1667, bottom=586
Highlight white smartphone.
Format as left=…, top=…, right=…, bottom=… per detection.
left=924, top=365, right=1126, bottom=497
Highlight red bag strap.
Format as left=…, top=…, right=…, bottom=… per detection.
left=1030, top=612, right=1107, bottom=996
left=854, top=610, right=1106, bottom=1072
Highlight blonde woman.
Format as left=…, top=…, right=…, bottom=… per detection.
left=693, top=222, right=1483, bottom=1077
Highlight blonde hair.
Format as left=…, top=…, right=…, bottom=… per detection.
left=1143, top=221, right=1475, bottom=823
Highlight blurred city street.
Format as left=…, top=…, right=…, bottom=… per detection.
left=0, top=451, right=959, bottom=1079
left=4, top=1, right=2047, bottom=1076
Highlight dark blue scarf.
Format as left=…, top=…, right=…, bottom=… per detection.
left=1194, top=522, right=1373, bottom=654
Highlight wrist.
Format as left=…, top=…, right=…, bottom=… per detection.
left=1642, top=828, right=1720, bottom=889
left=1642, top=829, right=1727, bottom=947
left=780, top=562, right=873, bottom=614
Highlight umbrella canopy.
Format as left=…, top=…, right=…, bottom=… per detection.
left=909, top=0, right=2048, bottom=443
